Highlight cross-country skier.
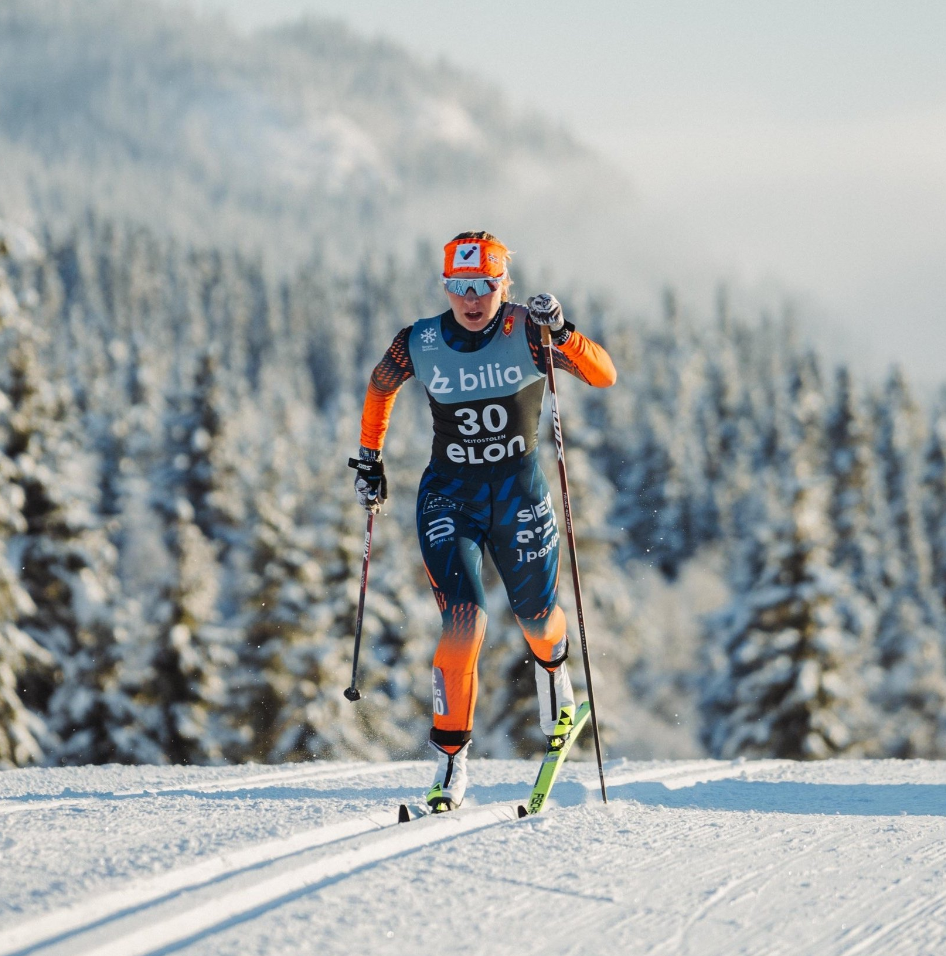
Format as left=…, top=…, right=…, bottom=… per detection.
left=352, top=232, right=616, bottom=811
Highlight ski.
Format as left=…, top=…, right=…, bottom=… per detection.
left=397, top=802, right=519, bottom=824
left=398, top=802, right=427, bottom=822
left=518, top=700, right=592, bottom=816
left=398, top=701, right=592, bottom=823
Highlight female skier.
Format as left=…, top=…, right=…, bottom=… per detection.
left=351, top=232, right=616, bottom=811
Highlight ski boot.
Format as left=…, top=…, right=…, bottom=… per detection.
left=426, top=740, right=470, bottom=813
left=547, top=704, right=579, bottom=753
left=534, top=638, right=576, bottom=742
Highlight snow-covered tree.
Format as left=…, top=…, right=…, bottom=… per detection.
left=826, top=366, right=882, bottom=599
left=872, top=589, right=946, bottom=758
left=0, top=551, right=50, bottom=767
left=701, top=461, right=872, bottom=760
left=0, top=227, right=139, bottom=767
left=0, top=236, right=53, bottom=765
left=142, top=496, right=232, bottom=765
left=231, top=483, right=325, bottom=762
left=921, top=392, right=946, bottom=611
left=158, top=346, right=245, bottom=550
left=873, top=369, right=932, bottom=593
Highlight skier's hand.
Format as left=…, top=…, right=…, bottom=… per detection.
left=348, top=453, right=387, bottom=513
left=527, top=294, right=565, bottom=333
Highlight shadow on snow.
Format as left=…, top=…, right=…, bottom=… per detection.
left=587, top=779, right=946, bottom=817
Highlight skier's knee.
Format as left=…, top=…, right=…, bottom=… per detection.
left=429, top=727, right=472, bottom=755
left=532, top=638, right=569, bottom=673
left=516, top=605, right=566, bottom=645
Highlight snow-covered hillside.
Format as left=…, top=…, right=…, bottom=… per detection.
left=2, top=758, right=945, bottom=955
left=0, top=0, right=633, bottom=281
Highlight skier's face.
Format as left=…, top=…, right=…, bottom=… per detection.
left=445, top=280, right=503, bottom=331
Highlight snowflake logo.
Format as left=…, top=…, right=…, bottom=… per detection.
left=421, top=327, right=437, bottom=345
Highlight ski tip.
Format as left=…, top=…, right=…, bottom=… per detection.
left=517, top=804, right=529, bottom=819
left=398, top=804, right=412, bottom=823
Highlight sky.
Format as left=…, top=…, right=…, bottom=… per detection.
left=177, top=0, right=946, bottom=390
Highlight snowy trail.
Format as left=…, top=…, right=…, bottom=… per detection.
left=0, top=762, right=425, bottom=817
left=0, top=808, right=404, bottom=955
left=599, top=757, right=789, bottom=790
left=0, top=805, right=518, bottom=956
left=3, top=759, right=946, bottom=955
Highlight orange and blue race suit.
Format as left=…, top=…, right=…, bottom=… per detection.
left=359, top=301, right=616, bottom=752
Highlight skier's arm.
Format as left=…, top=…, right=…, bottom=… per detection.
left=549, top=327, right=617, bottom=387
left=359, top=327, right=415, bottom=453
left=525, top=297, right=616, bottom=388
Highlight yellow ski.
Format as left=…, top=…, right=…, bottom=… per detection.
left=518, top=701, right=592, bottom=816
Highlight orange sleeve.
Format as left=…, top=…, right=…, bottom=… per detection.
left=553, top=331, right=617, bottom=387
left=525, top=318, right=617, bottom=387
left=359, top=327, right=414, bottom=451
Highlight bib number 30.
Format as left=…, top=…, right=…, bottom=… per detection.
left=455, top=404, right=508, bottom=436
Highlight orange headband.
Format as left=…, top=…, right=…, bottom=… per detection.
left=443, top=238, right=509, bottom=279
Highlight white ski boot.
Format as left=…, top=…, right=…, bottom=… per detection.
left=426, top=740, right=470, bottom=812
left=534, top=643, right=576, bottom=738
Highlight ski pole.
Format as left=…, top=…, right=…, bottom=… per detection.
left=540, top=324, right=608, bottom=804
left=344, top=510, right=374, bottom=702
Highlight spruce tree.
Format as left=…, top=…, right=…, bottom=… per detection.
left=873, top=369, right=933, bottom=593
left=144, top=496, right=232, bottom=764
left=868, top=371, right=946, bottom=754
left=159, top=346, right=244, bottom=549
left=826, top=366, right=882, bottom=600
left=872, top=589, right=946, bottom=757
left=701, top=432, right=871, bottom=759
left=0, top=243, right=53, bottom=765
left=0, top=551, right=51, bottom=767
left=0, top=225, right=141, bottom=764
left=921, top=391, right=946, bottom=611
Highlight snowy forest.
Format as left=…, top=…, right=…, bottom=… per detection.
left=2, top=0, right=946, bottom=772
left=2, top=212, right=946, bottom=771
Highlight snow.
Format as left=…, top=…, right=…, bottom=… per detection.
left=2, top=759, right=946, bottom=955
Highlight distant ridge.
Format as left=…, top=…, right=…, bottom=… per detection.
left=0, top=0, right=633, bottom=277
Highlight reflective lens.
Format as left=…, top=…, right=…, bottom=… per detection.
left=442, top=276, right=501, bottom=296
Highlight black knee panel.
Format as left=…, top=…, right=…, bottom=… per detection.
left=532, top=639, right=569, bottom=673
left=430, top=727, right=472, bottom=749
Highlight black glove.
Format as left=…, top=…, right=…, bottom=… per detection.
left=348, top=452, right=387, bottom=514
left=527, top=294, right=565, bottom=332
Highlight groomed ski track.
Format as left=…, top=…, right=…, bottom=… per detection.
left=2, top=759, right=946, bottom=955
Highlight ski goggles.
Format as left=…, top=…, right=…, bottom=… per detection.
left=442, top=276, right=503, bottom=296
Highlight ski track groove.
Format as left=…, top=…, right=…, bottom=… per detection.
left=519, top=779, right=821, bottom=956
left=687, top=832, right=841, bottom=956
left=0, top=808, right=401, bottom=956
left=637, top=817, right=946, bottom=956
left=487, top=762, right=807, bottom=956
left=599, top=758, right=787, bottom=792
left=577, top=817, right=838, bottom=956
left=0, top=803, right=519, bottom=956
left=807, top=829, right=946, bottom=956
left=0, top=762, right=425, bottom=817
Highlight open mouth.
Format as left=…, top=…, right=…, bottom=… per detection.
left=465, top=309, right=485, bottom=321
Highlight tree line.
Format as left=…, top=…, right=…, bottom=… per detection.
left=1, top=214, right=945, bottom=768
